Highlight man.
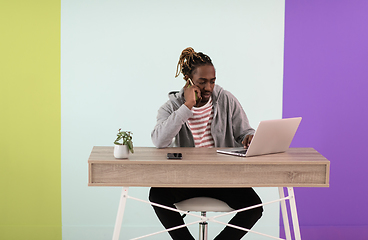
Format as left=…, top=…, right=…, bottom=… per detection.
left=150, top=47, right=263, bottom=240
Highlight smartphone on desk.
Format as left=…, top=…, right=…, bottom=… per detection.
left=167, top=153, right=182, bottom=160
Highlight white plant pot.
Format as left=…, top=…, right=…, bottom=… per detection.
left=114, top=144, right=129, bottom=159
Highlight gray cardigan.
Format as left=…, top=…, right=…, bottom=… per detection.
left=151, top=85, right=255, bottom=148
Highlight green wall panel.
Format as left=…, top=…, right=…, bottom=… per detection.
left=0, top=1, right=61, bottom=239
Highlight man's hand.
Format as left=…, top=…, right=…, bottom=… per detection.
left=242, top=135, right=254, bottom=149
left=184, top=80, right=201, bottom=109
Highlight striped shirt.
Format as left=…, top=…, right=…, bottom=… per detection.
left=188, top=98, right=215, bottom=148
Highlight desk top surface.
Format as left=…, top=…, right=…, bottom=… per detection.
left=88, top=146, right=329, bottom=165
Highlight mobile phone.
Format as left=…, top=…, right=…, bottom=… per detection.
left=187, top=78, right=199, bottom=101
left=167, top=153, right=182, bottom=160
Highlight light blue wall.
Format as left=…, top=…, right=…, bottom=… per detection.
left=61, top=1, right=285, bottom=239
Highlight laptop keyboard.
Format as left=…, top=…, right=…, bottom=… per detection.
left=233, top=149, right=248, bottom=154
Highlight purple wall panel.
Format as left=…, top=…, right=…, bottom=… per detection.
left=283, top=0, right=368, bottom=239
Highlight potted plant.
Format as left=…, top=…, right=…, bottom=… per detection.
left=113, top=129, right=134, bottom=159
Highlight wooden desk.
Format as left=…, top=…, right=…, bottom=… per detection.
left=89, top=147, right=329, bottom=188
left=88, top=147, right=330, bottom=240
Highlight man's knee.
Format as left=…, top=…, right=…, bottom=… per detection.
left=254, top=206, right=263, bottom=220
left=149, top=187, right=161, bottom=203
left=149, top=187, right=171, bottom=204
left=239, top=205, right=263, bottom=222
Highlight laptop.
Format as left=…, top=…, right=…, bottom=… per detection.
left=217, top=117, right=302, bottom=157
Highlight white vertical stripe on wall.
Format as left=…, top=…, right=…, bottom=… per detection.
left=61, top=0, right=285, bottom=239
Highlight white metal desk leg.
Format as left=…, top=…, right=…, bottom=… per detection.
left=278, top=187, right=292, bottom=240
left=287, top=187, right=301, bottom=240
left=113, top=187, right=129, bottom=240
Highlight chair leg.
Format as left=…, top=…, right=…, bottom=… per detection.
left=199, top=212, right=208, bottom=240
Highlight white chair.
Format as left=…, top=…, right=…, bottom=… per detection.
left=174, top=197, right=234, bottom=240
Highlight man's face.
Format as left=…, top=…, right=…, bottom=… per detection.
left=191, top=65, right=216, bottom=104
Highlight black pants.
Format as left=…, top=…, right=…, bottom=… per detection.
left=149, top=187, right=263, bottom=240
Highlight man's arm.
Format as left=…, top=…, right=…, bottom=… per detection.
left=229, top=92, right=255, bottom=146
left=151, top=102, right=193, bottom=148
